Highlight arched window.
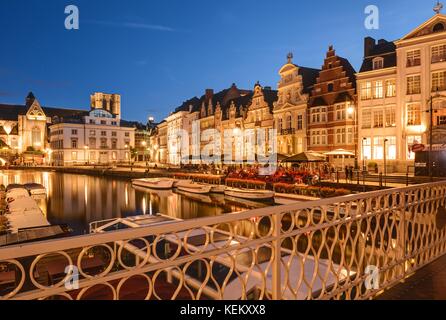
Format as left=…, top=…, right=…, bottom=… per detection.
left=286, top=114, right=292, bottom=130
left=278, top=118, right=283, bottom=132
left=32, top=127, right=41, bottom=147
left=433, top=23, right=445, bottom=33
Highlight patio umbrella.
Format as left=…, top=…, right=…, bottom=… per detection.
left=258, top=153, right=289, bottom=163
left=282, top=152, right=327, bottom=163
left=324, top=149, right=355, bottom=156
left=324, top=149, right=355, bottom=168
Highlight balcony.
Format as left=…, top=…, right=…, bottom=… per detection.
left=406, top=59, right=421, bottom=67
left=280, top=128, right=296, bottom=136
left=432, top=55, right=446, bottom=64
left=432, top=85, right=446, bottom=92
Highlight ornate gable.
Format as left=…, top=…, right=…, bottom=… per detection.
left=26, top=100, right=46, bottom=121
left=275, top=53, right=307, bottom=111
left=399, top=14, right=446, bottom=41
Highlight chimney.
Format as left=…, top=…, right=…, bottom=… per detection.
left=364, top=37, right=376, bottom=57
left=378, top=39, right=387, bottom=45
left=205, top=89, right=214, bottom=101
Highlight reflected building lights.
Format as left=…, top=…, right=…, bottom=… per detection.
left=142, top=196, right=147, bottom=215
left=84, top=183, right=88, bottom=206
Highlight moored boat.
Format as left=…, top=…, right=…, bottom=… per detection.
left=173, top=179, right=193, bottom=188
left=210, top=185, right=226, bottom=194
left=177, top=182, right=212, bottom=194
left=24, top=183, right=46, bottom=196
left=224, top=187, right=275, bottom=201
left=132, top=178, right=175, bottom=190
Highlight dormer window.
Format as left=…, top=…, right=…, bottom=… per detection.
left=373, top=57, right=384, bottom=70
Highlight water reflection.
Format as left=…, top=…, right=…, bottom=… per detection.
left=0, top=170, right=269, bottom=235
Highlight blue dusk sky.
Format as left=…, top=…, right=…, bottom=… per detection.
left=0, top=0, right=441, bottom=122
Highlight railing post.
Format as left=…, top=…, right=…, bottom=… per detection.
left=398, top=190, right=408, bottom=280
left=272, top=212, right=282, bottom=300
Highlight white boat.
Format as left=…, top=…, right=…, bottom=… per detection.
left=24, top=183, right=46, bottom=196
left=173, top=179, right=193, bottom=188
left=177, top=182, right=212, bottom=194
left=225, top=187, right=275, bottom=200
left=132, top=178, right=174, bottom=190
left=210, top=185, right=226, bottom=194
left=6, top=188, right=30, bottom=202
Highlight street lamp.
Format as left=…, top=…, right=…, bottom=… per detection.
left=347, top=104, right=358, bottom=170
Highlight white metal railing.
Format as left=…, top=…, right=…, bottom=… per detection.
left=1, top=182, right=446, bottom=300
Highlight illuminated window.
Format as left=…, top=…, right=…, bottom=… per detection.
left=32, top=127, right=41, bottom=147
left=407, top=50, right=421, bottom=67
left=386, top=136, right=397, bottom=160
left=336, top=128, right=346, bottom=144
left=361, top=82, right=372, bottom=100
left=432, top=71, right=446, bottom=91
left=407, top=103, right=421, bottom=126
left=297, top=115, right=303, bottom=130
left=336, top=105, right=346, bottom=121
left=362, top=138, right=372, bottom=160
left=373, top=110, right=384, bottom=128
left=386, top=80, right=396, bottom=97
left=373, top=137, right=384, bottom=160
left=432, top=44, right=446, bottom=63
left=407, top=75, right=421, bottom=95
left=385, top=108, right=396, bottom=127
left=362, top=110, right=372, bottom=129
left=347, top=127, right=354, bottom=144
left=374, top=81, right=384, bottom=99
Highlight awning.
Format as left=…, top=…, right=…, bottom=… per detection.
left=282, top=152, right=327, bottom=163
left=324, top=149, right=355, bottom=156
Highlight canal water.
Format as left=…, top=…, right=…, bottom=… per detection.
left=0, top=170, right=270, bottom=235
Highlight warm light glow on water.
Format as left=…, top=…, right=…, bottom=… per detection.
left=0, top=170, right=270, bottom=235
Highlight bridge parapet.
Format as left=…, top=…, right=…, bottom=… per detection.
left=1, top=182, right=446, bottom=300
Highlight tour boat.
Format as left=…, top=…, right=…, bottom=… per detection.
left=176, top=182, right=212, bottom=194
left=24, top=183, right=46, bottom=196
left=224, top=187, right=275, bottom=201
left=132, top=178, right=175, bottom=190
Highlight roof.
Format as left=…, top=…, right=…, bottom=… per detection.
left=0, top=103, right=88, bottom=121
left=170, top=83, right=279, bottom=123
left=359, top=38, right=397, bottom=73
left=298, top=66, right=321, bottom=93
left=338, top=57, right=357, bottom=87
left=309, top=47, right=357, bottom=107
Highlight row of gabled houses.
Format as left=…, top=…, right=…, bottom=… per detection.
left=150, top=12, right=446, bottom=173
